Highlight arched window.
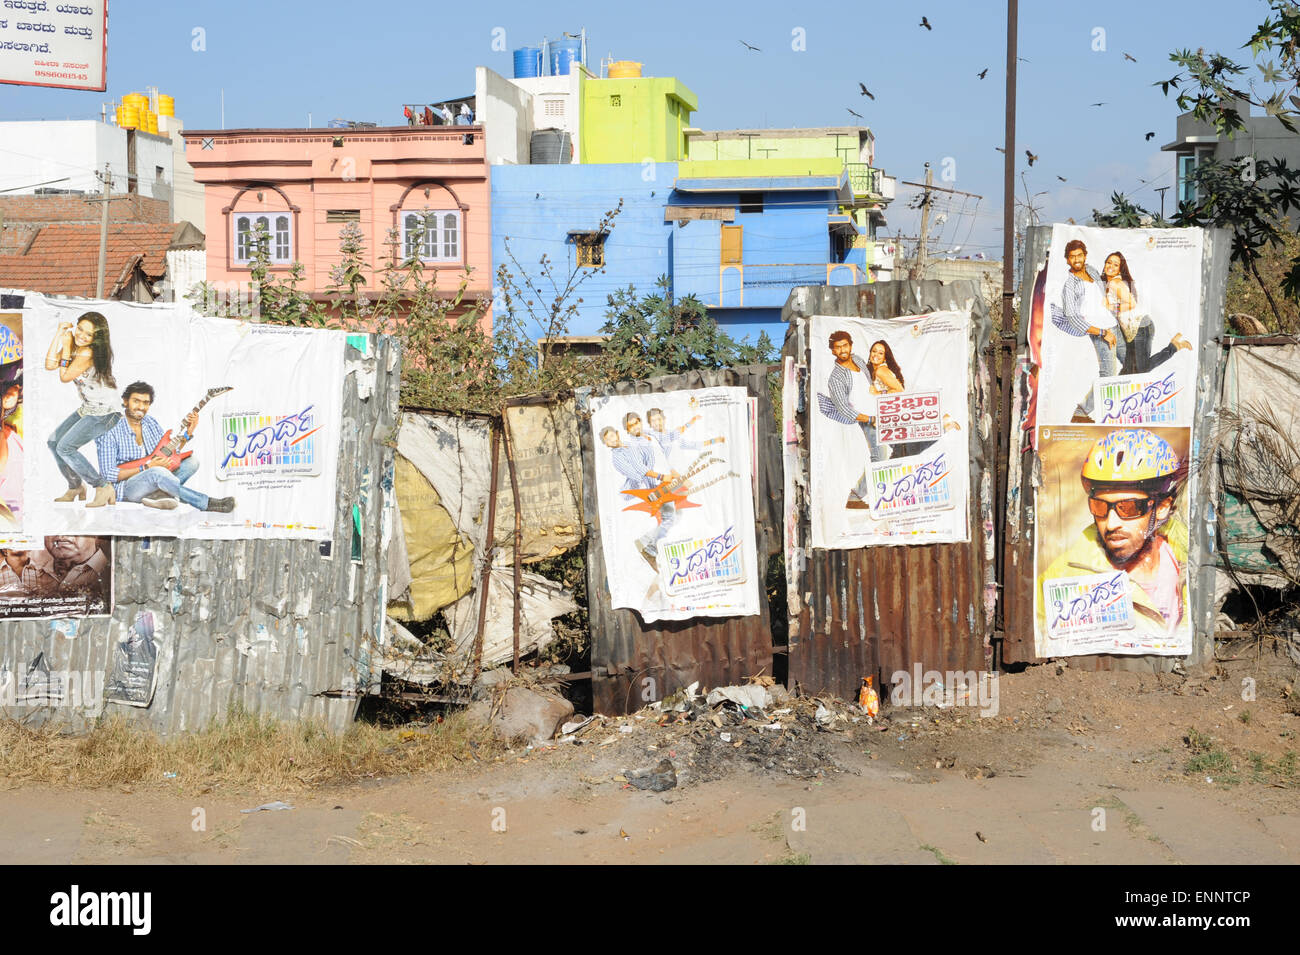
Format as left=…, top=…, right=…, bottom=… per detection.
left=399, top=206, right=462, bottom=264
left=232, top=206, right=293, bottom=265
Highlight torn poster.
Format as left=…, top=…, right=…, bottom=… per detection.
left=0, top=535, right=112, bottom=619
left=104, top=610, right=160, bottom=707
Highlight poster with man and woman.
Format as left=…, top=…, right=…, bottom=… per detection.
left=23, top=294, right=346, bottom=540
left=1032, top=225, right=1206, bottom=657
left=589, top=386, right=758, bottom=622
left=809, top=311, right=971, bottom=549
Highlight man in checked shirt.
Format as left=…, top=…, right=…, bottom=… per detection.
left=1050, top=238, right=1120, bottom=421
left=95, top=381, right=234, bottom=513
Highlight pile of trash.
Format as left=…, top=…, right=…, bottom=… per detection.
left=551, top=678, right=876, bottom=790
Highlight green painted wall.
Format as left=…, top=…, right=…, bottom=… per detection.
left=580, top=77, right=698, bottom=163
left=675, top=157, right=846, bottom=180
left=685, top=135, right=855, bottom=162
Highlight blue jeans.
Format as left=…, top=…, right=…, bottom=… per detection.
left=853, top=420, right=888, bottom=499
left=119, top=456, right=209, bottom=511
left=1078, top=333, right=1120, bottom=417
left=49, top=410, right=121, bottom=489
left=637, top=501, right=677, bottom=561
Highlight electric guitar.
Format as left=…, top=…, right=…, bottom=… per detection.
left=120, top=386, right=233, bottom=473
left=621, top=454, right=733, bottom=523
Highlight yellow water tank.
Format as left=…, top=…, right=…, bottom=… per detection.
left=608, top=60, right=642, bottom=78
left=117, top=104, right=140, bottom=129
left=145, top=110, right=158, bottom=134
left=122, top=91, right=147, bottom=112
left=157, top=93, right=175, bottom=117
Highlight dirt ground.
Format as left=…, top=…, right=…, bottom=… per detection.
left=1, top=642, right=1297, bottom=865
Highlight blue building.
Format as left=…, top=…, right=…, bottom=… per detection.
left=491, top=158, right=878, bottom=348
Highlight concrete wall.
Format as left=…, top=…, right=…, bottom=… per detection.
left=158, top=116, right=204, bottom=230
left=476, top=66, right=535, bottom=165
left=492, top=162, right=674, bottom=337
left=512, top=70, right=583, bottom=163
left=581, top=77, right=696, bottom=164
left=686, top=129, right=873, bottom=165
left=0, top=121, right=175, bottom=202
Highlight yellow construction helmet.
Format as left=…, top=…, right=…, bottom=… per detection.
left=1080, top=429, right=1183, bottom=495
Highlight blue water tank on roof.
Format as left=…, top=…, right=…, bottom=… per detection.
left=513, top=47, right=541, bottom=78
left=552, top=37, right=582, bottom=76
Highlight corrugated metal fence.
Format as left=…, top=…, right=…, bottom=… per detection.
left=577, top=366, right=781, bottom=715
left=0, top=336, right=400, bottom=735
left=781, top=281, right=996, bottom=701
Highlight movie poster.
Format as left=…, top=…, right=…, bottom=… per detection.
left=1034, top=426, right=1192, bottom=656
left=589, top=386, right=759, bottom=622
left=104, top=610, right=160, bottom=708
left=23, top=296, right=345, bottom=539
left=809, top=311, right=971, bottom=548
left=1033, top=225, right=1204, bottom=657
left=1037, top=225, right=1202, bottom=428
left=0, top=535, right=112, bottom=620
left=0, top=308, right=23, bottom=532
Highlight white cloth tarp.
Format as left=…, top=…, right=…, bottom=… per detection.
left=24, top=294, right=345, bottom=539
left=810, top=310, right=971, bottom=548
left=589, top=385, right=759, bottom=622
left=446, top=566, right=578, bottom=668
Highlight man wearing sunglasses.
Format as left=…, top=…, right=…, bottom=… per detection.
left=1039, top=429, right=1188, bottom=639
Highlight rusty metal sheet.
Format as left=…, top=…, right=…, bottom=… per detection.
left=782, top=281, right=995, bottom=702
left=577, top=366, right=778, bottom=715
left=0, top=335, right=401, bottom=735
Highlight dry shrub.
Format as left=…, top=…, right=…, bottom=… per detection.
left=0, top=706, right=501, bottom=792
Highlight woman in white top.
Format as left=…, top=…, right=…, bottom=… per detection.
left=43, top=311, right=121, bottom=508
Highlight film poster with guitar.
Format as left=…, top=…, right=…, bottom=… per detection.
left=22, top=296, right=346, bottom=540
left=589, top=386, right=760, bottom=622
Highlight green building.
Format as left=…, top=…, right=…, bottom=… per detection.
left=580, top=76, right=698, bottom=163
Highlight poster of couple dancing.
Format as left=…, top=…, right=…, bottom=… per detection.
left=589, top=386, right=759, bottom=622
left=809, top=310, right=972, bottom=549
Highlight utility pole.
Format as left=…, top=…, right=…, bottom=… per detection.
left=84, top=164, right=129, bottom=299
left=912, top=163, right=934, bottom=281
left=1002, top=0, right=1018, bottom=328
left=1155, top=186, right=1169, bottom=220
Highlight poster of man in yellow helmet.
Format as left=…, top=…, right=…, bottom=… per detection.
left=1035, top=426, right=1191, bottom=656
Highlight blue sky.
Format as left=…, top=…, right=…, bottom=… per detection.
left=0, top=0, right=1277, bottom=260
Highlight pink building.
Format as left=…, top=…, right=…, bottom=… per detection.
left=183, top=126, right=491, bottom=315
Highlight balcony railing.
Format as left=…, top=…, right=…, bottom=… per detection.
left=716, top=262, right=861, bottom=306
left=845, top=162, right=880, bottom=196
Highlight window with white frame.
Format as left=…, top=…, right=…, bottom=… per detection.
left=402, top=209, right=462, bottom=262
left=233, top=212, right=293, bottom=265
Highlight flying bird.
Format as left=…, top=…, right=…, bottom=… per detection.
left=994, top=146, right=1006, bottom=153
left=919, top=16, right=932, bottom=30
left=1057, top=175, right=1067, bottom=182
left=1145, top=131, right=1156, bottom=140
left=846, top=107, right=864, bottom=119
left=1025, top=149, right=1038, bottom=166
left=739, top=40, right=761, bottom=52
left=1018, top=57, right=1030, bottom=63
left=977, top=68, right=988, bottom=79
left=1123, top=52, right=1138, bottom=62
left=858, top=82, right=875, bottom=99
left=1089, top=102, right=1107, bottom=107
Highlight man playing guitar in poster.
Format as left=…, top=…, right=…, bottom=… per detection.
left=95, top=380, right=236, bottom=513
